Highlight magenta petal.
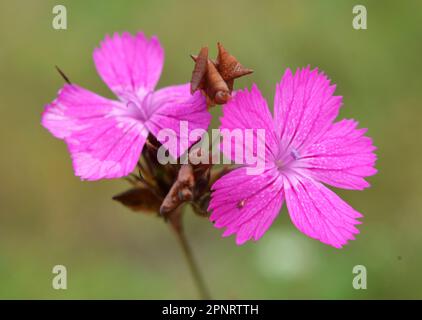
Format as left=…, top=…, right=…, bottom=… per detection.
left=274, top=67, right=342, bottom=152
left=41, top=84, right=148, bottom=180
left=220, top=84, right=279, bottom=163
left=209, top=167, right=284, bottom=245
left=299, top=119, right=377, bottom=190
left=145, top=83, right=210, bottom=158
left=284, top=176, right=362, bottom=248
left=209, top=67, right=377, bottom=248
left=93, top=32, right=164, bottom=102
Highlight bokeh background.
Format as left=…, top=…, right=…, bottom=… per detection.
left=1, top=0, right=421, bottom=299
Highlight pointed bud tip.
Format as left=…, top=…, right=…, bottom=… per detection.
left=217, top=42, right=226, bottom=50
left=159, top=205, right=170, bottom=216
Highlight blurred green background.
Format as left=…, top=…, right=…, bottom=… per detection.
left=0, top=0, right=421, bottom=299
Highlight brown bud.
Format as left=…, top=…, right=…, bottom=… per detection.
left=216, top=42, right=253, bottom=81
left=190, top=47, right=208, bottom=94
left=160, top=164, right=195, bottom=216
left=190, top=43, right=253, bottom=106
left=178, top=164, right=195, bottom=189
left=205, top=60, right=231, bottom=105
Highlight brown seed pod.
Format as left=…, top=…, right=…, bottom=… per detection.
left=190, top=47, right=208, bottom=94
left=160, top=164, right=195, bottom=216
left=205, top=59, right=231, bottom=105
left=216, top=42, right=253, bottom=81
left=190, top=43, right=253, bottom=107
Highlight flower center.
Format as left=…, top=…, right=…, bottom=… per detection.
left=275, top=159, right=284, bottom=169
left=125, top=93, right=153, bottom=122
left=125, top=100, right=145, bottom=121
left=275, top=147, right=300, bottom=171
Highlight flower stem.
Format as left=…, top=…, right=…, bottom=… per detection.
left=169, top=210, right=211, bottom=300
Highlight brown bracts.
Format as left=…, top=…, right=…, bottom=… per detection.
left=190, top=43, right=253, bottom=107
left=160, top=164, right=195, bottom=216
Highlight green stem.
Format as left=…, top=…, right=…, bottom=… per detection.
left=169, top=211, right=211, bottom=300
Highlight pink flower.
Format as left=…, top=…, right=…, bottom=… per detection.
left=42, top=32, right=210, bottom=180
left=209, top=67, right=377, bottom=248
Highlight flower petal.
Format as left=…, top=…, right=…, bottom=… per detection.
left=284, top=175, right=362, bottom=248
left=274, top=67, right=342, bottom=153
left=145, top=84, right=210, bottom=158
left=219, top=84, right=280, bottom=164
left=209, top=167, right=284, bottom=245
left=42, top=84, right=148, bottom=180
left=298, top=119, right=377, bottom=190
left=93, top=32, right=164, bottom=102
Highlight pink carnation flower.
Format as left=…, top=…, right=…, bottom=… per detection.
left=209, top=67, right=377, bottom=248
left=42, top=32, right=210, bottom=180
